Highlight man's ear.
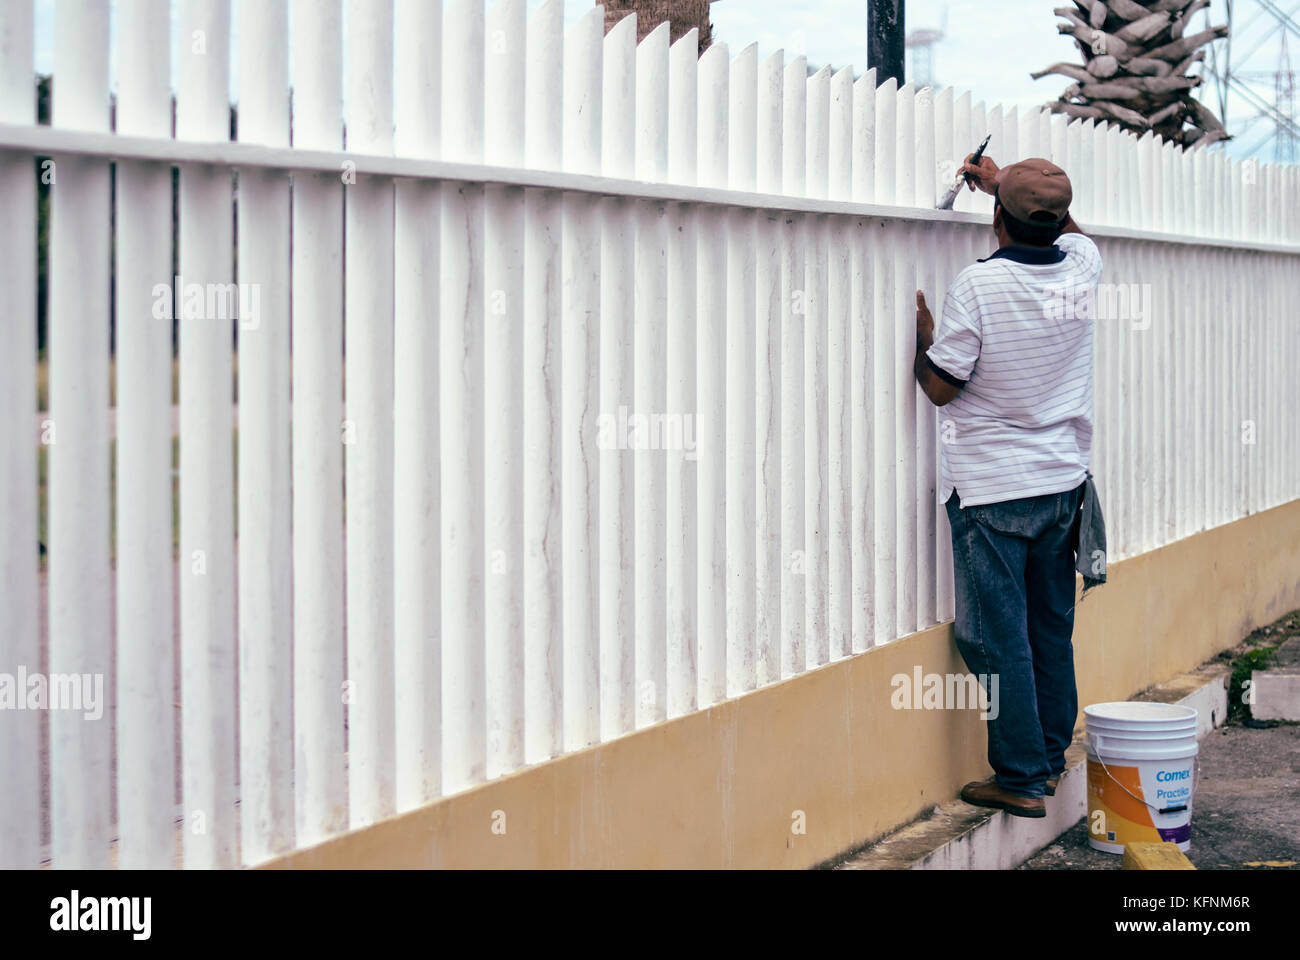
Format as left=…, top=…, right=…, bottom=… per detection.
left=992, top=204, right=1013, bottom=246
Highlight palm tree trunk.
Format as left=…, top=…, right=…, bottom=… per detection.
left=602, top=0, right=715, bottom=53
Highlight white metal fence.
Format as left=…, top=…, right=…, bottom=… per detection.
left=0, top=0, right=1297, bottom=869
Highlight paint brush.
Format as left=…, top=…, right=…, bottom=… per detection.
left=936, top=133, right=991, bottom=211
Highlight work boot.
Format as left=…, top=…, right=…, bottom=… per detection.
left=960, top=779, right=1046, bottom=818
left=1045, top=775, right=1060, bottom=797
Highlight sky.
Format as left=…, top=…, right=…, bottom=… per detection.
left=534, top=0, right=1300, bottom=161
left=30, top=0, right=1299, bottom=161
left=710, top=0, right=1082, bottom=108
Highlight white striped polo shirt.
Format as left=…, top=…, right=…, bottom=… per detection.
left=926, top=231, right=1103, bottom=508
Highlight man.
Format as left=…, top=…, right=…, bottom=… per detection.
left=913, top=155, right=1103, bottom=819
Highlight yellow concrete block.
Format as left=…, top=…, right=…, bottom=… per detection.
left=1122, top=842, right=1196, bottom=870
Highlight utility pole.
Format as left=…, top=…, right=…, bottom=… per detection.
left=868, top=0, right=905, bottom=86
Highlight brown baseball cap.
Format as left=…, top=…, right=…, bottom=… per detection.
left=996, top=158, right=1072, bottom=223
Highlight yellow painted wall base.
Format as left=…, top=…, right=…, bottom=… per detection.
left=263, top=498, right=1300, bottom=869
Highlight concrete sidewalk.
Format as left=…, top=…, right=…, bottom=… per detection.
left=1021, top=720, right=1300, bottom=870
left=1023, top=609, right=1300, bottom=871
left=833, top=608, right=1300, bottom=871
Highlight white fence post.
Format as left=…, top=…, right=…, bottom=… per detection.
left=696, top=38, right=728, bottom=705
left=290, top=0, right=348, bottom=847
left=894, top=82, right=915, bottom=207
left=236, top=0, right=293, bottom=865
left=725, top=42, right=758, bottom=695
left=561, top=5, right=603, bottom=746
left=49, top=0, right=113, bottom=871
left=780, top=54, right=806, bottom=674
left=804, top=65, right=829, bottom=670
left=633, top=20, right=670, bottom=726
left=0, top=0, right=39, bottom=871
left=754, top=48, right=784, bottom=683
left=441, top=0, right=487, bottom=789
left=393, top=0, right=443, bottom=813
left=826, top=66, right=853, bottom=662
left=343, top=0, right=397, bottom=829
left=176, top=0, right=237, bottom=870
left=914, top=87, right=936, bottom=631
left=849, top=69, right=876, bottom=653
left=599, top=11, right=636, bottom=735
left=665, top=27, right=698, bottom=716
left=522, top=0, right=563, bottom=763
left=872, top=76, right=897, bottom=647
left=931, top=86, right=954, bottom=625
left=485, top=0, right=528, bottom=774
left=116, top=0, right=177, bottom=873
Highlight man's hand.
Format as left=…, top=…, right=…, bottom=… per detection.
left=913, top=290, right=961, bottom=407
left=961, top=153, right=999, bottom=195
left=915, top=289, right=935, bottom=350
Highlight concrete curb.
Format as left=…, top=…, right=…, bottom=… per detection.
left=1252, top=637, right=1300, bottom=721
left=834, top=662, right=1230, bottom=870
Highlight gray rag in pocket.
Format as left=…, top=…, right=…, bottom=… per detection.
left=1075, top=472, right=1107, bottom=596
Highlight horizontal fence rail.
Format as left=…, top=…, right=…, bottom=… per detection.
left=0, top=0, right=1298, bottom=868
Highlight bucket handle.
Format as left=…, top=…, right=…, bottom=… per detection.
left=1088, top=733, right=1196, bottom=817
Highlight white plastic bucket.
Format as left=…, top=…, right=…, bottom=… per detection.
left=1084, top=701, right=1199, bottom=853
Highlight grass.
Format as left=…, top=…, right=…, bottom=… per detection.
left=1223, top=609, right=1300, bottom=724
left=1228, top=645, right=1278, bottom=724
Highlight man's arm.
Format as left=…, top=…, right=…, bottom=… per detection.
left=914, top=291, right=962, bottom=407
left=1058, top=213, right=1086, bottom=237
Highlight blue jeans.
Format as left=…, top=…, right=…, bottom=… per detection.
left=945, top=483, right=1084, bottom=798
